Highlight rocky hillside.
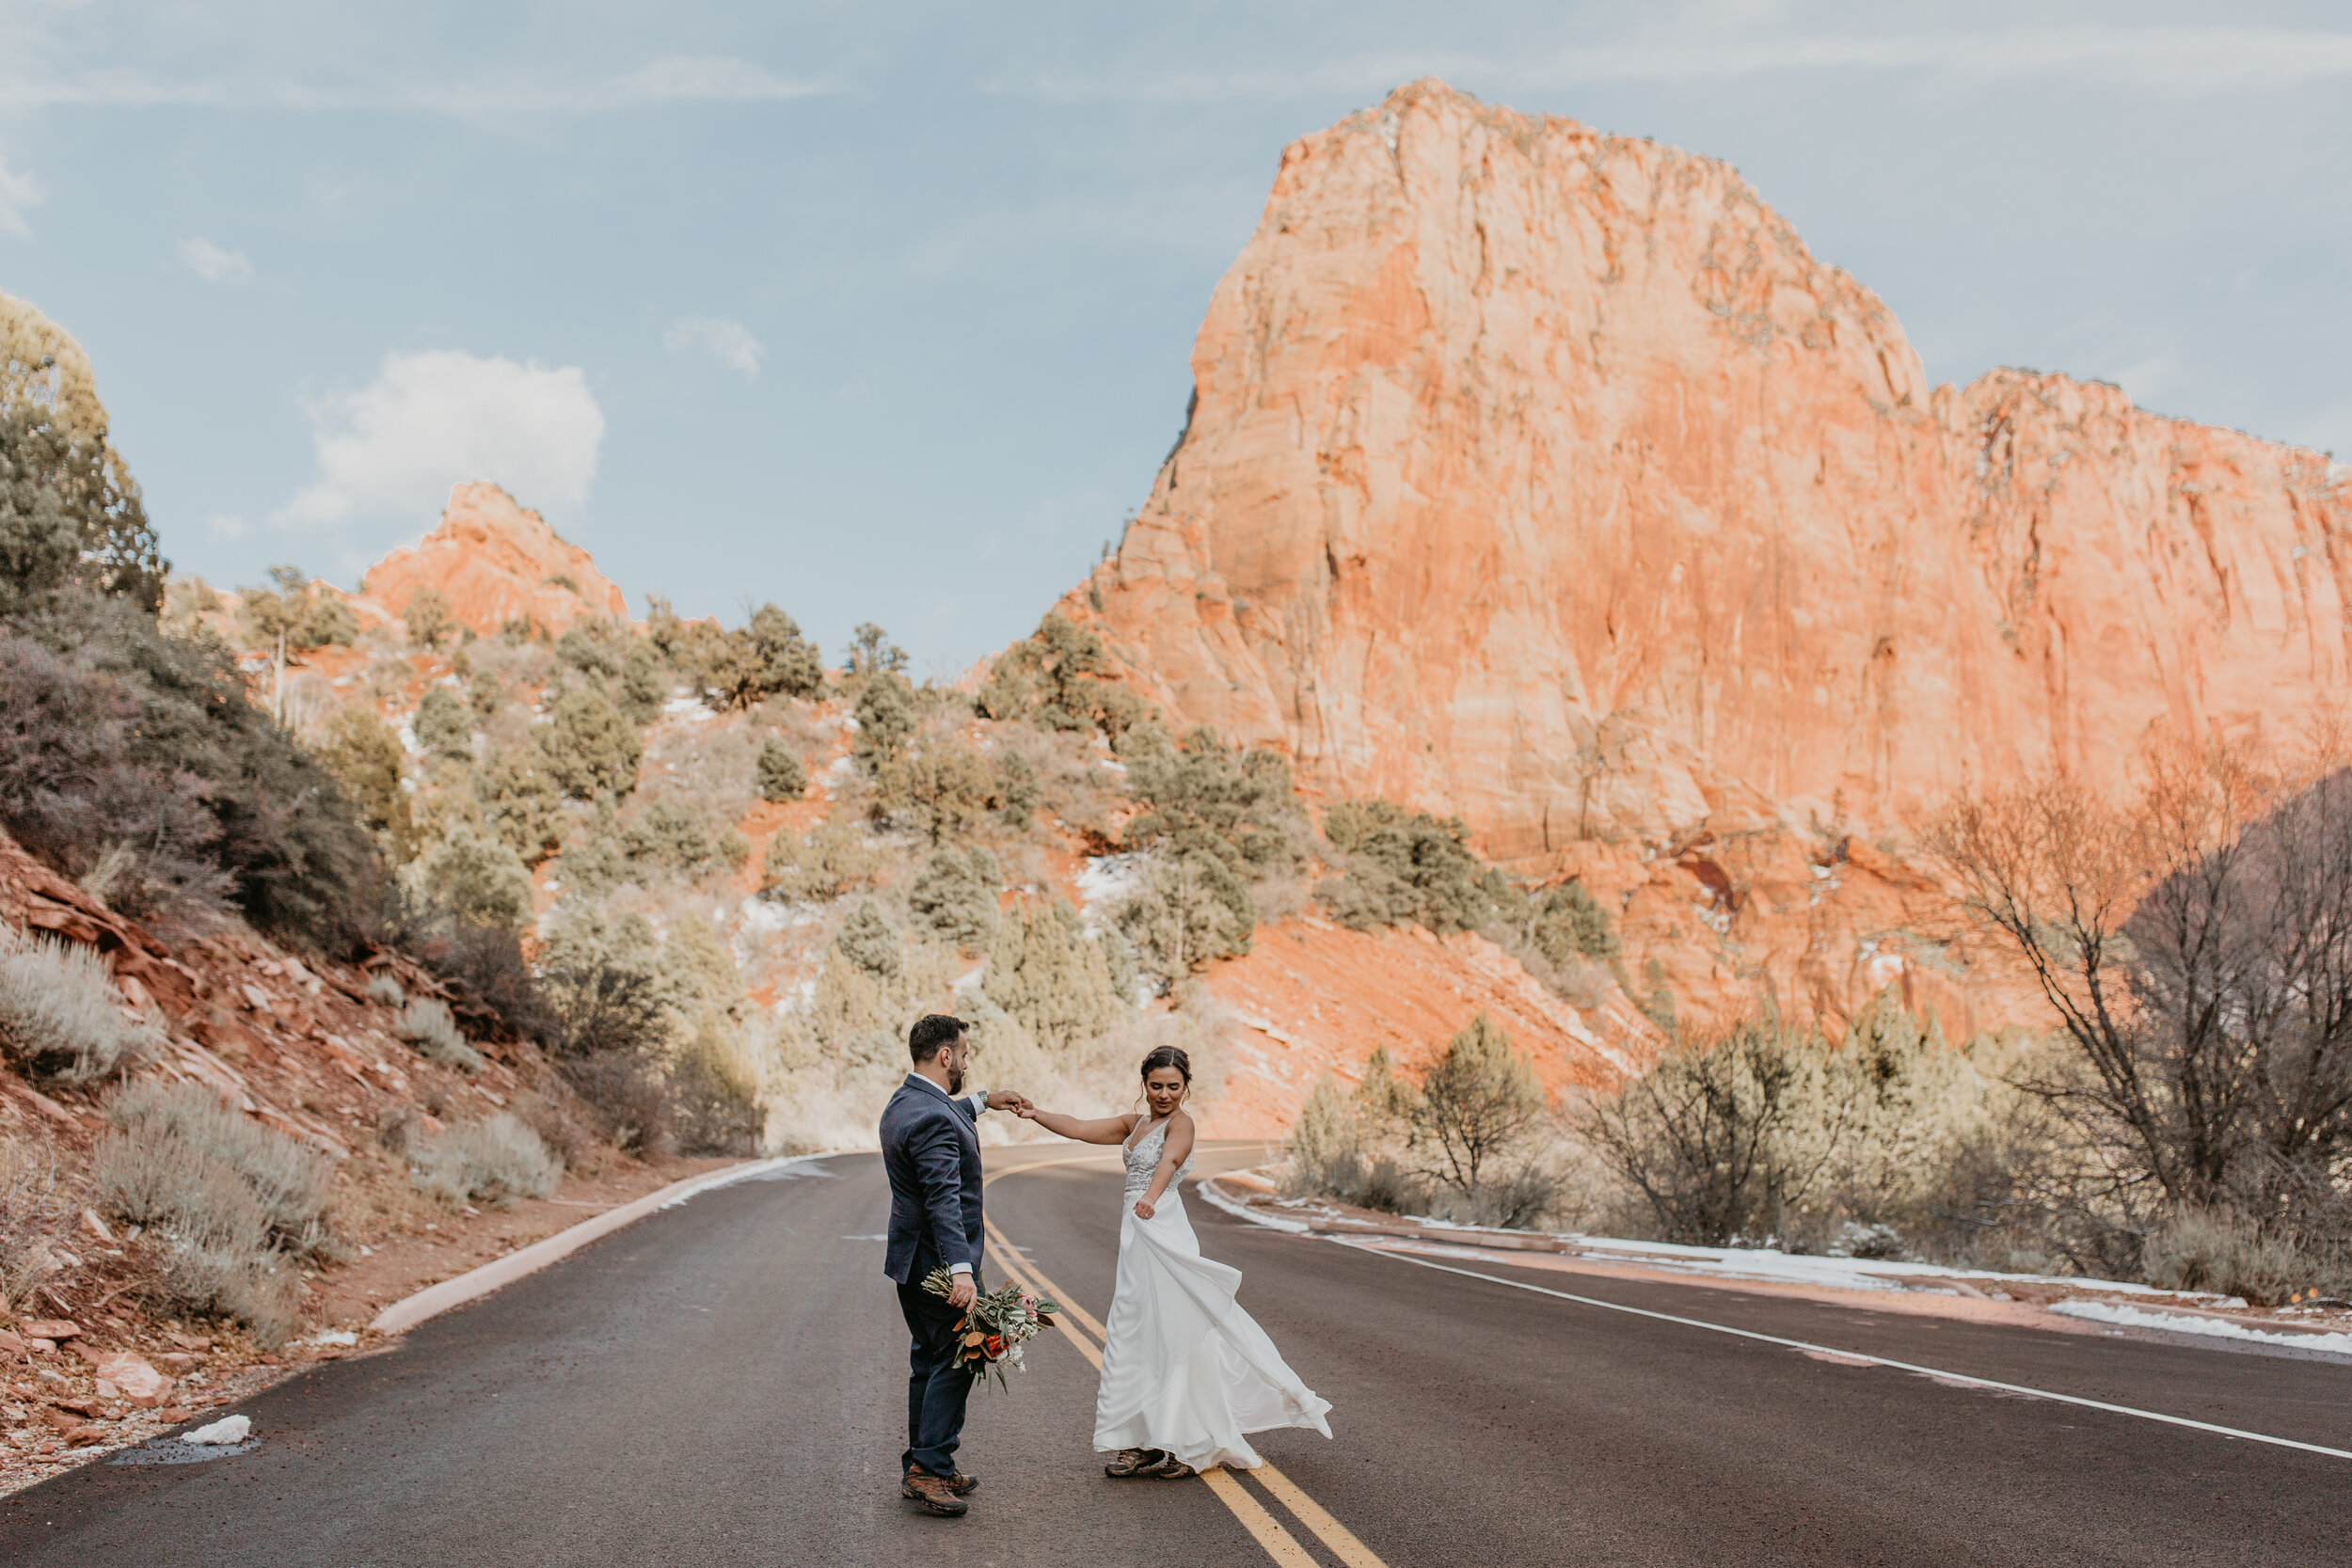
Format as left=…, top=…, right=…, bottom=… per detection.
left=1050, top=78, right=2350, bottom=1035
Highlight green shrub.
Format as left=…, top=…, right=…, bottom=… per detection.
left=407, top=1113, right=563, bottom=1207
left=0, top=401, right=167, bottom=614
left=619, top=641, right=666, bottom=724
left=833, top=900, right=902, bottom=983
left=1114, top=850, right=1250, bottom=978
left=717, top=603, right=824, bottom=706
left=1416, top=1014, right=1549, bottom=1211
left=993, top=747, right=1041, bottom=828
left=538, top=907, right=670, bottom=1060
left=1121, top=724, right=1307, bottom=879
left=1531, top=880, right=1618, bottom=964
left=910, top=846, right=999, bottom=952
left=976, top=613, right=1146, bottom=738
left=761, top=815, right=882, bottom=903
left=414, top=687, right=472, bottom=760
left=396, top=997, right=484, bottom=1071
left=317, top=705, right=419, bottom=863
left=404, top=587, right=457, bottom=650
left=756, top=736, right=807, bottom=802
left=236, top=566, right=355, bottom=651
left=537, top=685, right=643, bottom=800
left=623, top=798, right=718, bottom=873
left=469, top=671, right=506, bottom=720
left=852, top=671, right=915, bottom=775
left=881, top=738, right=993, bottom=843
left=0, top=929, right=159, bottom=1083
left=2, top=594, right=384, bottom=949
left=482, top=747, right=564, bottom=865
left=985, top=899, right=1122, bottom=1053
left=409, top=827, right=534, bottom=931
left=1320, top=799, right=1509, bottom=934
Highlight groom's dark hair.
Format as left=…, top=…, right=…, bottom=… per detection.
left=908, top=1013, right=966, bottom=1066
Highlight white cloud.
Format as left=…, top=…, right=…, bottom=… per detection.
left=1006, top=26, right=2352, bottom=102
left=664, top=316, right=762, bottom=378
left=205, top=512, right=248, bottom=542
left=0, top=157, right=44, bottom=239
left=275, top=349, right=604, bottom=531
left=176, top=235, right=252, bottom=284
left=0, top=55, right=827, bottom=116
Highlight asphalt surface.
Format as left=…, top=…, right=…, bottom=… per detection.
left=5, top=1142, right=2349, bottom=1566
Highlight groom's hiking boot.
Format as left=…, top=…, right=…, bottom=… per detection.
left=902, top=1472, right=969, bottom=1516
left=909, top=1466, right=978, bottom=1497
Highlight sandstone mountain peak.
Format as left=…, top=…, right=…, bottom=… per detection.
left=362, top=482, right=628, bottom=640
left=1062, top=78, right=2352, bottom=870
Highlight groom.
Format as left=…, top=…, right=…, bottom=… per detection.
left=881, top=1014, right=1029, bottom=1517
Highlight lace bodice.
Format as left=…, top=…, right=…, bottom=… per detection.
left=1122, top=1116, right=1193, bottom=1204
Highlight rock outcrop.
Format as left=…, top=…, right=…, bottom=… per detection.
left=1064, top=79, right=2352, bottom=863
left=1049, top=79, right=2350, bottom=1034
left=362, top=483, right=628, bottom=640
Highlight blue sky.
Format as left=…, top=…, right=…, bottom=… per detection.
left=3, top=2, right=2347, bottom=675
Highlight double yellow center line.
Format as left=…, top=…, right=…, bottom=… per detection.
left=979, top=1160, right=1387, bottom=1568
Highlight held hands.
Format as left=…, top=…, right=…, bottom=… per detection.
left=985, top=1089, right=1033, bottom=1115
left=946, top=1272, right=977, bottom=1311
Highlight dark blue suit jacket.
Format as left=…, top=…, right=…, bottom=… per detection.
left=880, top=1075, right=984, bottom=1286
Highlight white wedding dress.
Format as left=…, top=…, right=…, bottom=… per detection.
left=1091, top=1117, right=1333, bottom=1471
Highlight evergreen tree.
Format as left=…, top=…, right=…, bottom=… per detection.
left=909, top=845, right=999, bottom=952
left=852, top=671, right=915, bottom=775
left=538, top=686, right=643, bottom=800
left=833, top=899, right=903, bottom=983
left=756, top=736, right=807, bottom=802
left=414, top=687, right=472, bottom=761
left=316, top=705, right=418, bottom=863
left=985, top=898, right=1121, bottom=1053
left=409, top=826, right=535, bottom=930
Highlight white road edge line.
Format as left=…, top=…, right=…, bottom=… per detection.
left=1346, top=1243, right=2352, bottom=1463
left=372, top=1155, right=828, bottom=1335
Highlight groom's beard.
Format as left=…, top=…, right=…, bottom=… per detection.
left=946, top=1062, right=965, bottom=1094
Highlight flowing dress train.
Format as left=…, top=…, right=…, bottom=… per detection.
left=1091, top=1117, right=1333, bottom=1471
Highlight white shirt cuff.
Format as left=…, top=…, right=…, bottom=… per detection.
left=948, top=1261, right=973, bottom=1275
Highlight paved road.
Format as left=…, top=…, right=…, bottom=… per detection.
left=6, top=1142, right=2349, bottom=1565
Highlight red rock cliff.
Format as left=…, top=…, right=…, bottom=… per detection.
left=363, top=483, right=629, bottom=640
left=1066, top=79, right=2352, bottom=866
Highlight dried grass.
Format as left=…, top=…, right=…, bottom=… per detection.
left=406, top=1113, right=564, bottom=1208
left=395, top=997, right=482, bottom=1071
left=92, top=1081, right=327, bottom=1342
left=0, top=928, right=159, bottom=1084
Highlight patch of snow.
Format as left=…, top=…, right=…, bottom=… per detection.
left=2050, top=1300, right=2352, bottom=1354
left=737, top=896, right=798, bottom=936
left=183, top=1415, right=251, bottom=1445
left=1196, top=1175, right=1312, bottom=1232
left=661, top=695, right=715, bottom=723
left=1075, top=853, right=1148, bottom=919
left=826, top=754, right=855, bottom=777
left=950, top=965, right=986, bottom=996
left=309, top=1330, right=358, bottom=1347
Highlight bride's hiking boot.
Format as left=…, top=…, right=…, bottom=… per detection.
left=1105, top=1448, right=1168, bottom=1479
left=901, top=1472, right=969, bottom=1516
left=1139, top=1453, right=1196, bottom=1480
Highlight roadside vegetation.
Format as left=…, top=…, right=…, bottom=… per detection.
left=1286, top=740, right=2352, bottom=1307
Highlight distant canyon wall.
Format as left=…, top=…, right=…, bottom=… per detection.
left=1062, top=79, right=2352, bottom=866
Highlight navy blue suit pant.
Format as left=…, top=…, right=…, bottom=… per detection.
left=898, top=1278, right=975, bottom=1478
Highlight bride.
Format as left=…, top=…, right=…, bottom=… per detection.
left=1018, top=1044, right=1332, bottom=1478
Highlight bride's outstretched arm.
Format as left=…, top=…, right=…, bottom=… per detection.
left=1017, top=1107, right=1136, bottom=1145
left=1133, top=1112, right=1196, bottom=1218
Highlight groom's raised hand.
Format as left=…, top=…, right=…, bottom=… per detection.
left=985, top=1089, right=1032, bottom=1114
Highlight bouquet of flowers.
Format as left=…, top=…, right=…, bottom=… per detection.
left=921, top=1267, right=1061, bottom=1390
